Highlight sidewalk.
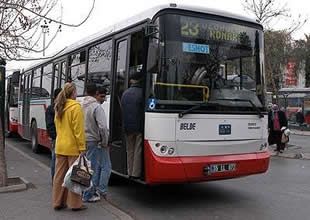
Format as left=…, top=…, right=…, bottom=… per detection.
left=270, top=129, right=310, bottom=160
left=0, top=142, right=133, bottom=220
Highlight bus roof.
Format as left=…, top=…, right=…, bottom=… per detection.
left=23, top=3, right=260, bottom=72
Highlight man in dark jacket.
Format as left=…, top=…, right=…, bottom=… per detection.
left=121, top=71, right=144, bottom=179
left=45, top=88, right=62, bottom=182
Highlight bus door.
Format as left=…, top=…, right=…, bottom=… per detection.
left=22, top=74, right=31, bottom=139
left=110, top=29, right=146, bottom=176
left=110, top=36, right=130, bottom=175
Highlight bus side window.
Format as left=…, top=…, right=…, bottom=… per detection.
left=69, top=51, right=86, bottom=96
left=32, top=68, right=41, bottom=98
left=88, top=40, right=112, bottom=93
left=42, top=63, right=53, bottom=98
left=60, top=61, right=66, bottom=88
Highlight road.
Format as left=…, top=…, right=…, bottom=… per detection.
left=5, top=135, right=310, bottom=220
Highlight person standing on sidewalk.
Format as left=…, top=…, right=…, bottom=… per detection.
left=121, top=72, right=144, bottom=179
left=268, top=104, right=288, bottom=153
left=45, top=88, right=62, bottom=183
left=53, top=83, right=87, bottom=211
left=95, top=86, right=111, bottom=199
left=296, top=109, right=304, bottom=130
left=81, top=84, right=109, bottom=202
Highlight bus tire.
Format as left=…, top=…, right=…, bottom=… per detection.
left=108, top=172, right=125, bottom=186
left=31, top=120, right=40, bottom=153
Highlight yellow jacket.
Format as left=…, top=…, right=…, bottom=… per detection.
left=55, top=99, right=86, bottom=156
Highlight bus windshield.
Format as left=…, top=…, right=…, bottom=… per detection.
left=147, top=14, right=264, bottom=112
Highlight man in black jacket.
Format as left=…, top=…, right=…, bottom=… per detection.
left=45, top=88, right=62, bottom=182
left=121, top=71, right=144, bottom=179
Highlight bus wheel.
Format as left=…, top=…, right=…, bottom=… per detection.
left=31, top=121, right=40, bottom=153
left=108, top=172, right=126, bottom=186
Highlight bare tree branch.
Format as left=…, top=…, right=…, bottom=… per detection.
left=0, top=0, right=95, bottom=61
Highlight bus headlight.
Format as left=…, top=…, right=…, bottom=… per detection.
left=168, top=147, right=175, bottom=155
left=160, top=146, right=167, bottom=154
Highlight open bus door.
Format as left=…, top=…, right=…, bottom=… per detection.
left=110, top=27, right=146, bottom=178
left=110, top=36, right=130, bottom=176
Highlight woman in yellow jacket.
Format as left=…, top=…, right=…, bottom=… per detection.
left=52, top=83, right=87, bottom=211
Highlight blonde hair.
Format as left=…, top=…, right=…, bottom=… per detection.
left=54, top=83, right=76, bottom=119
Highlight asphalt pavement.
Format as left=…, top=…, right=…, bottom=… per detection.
left=0, top=141, right=133, bottom=220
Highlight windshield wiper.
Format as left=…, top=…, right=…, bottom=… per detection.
left=178, top=103, right=205, bottom=118
left=216, top=98, right=264, bottom=118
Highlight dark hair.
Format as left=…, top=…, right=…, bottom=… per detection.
left=85, top=83, right=97, bottom=96
left=54, top=88, right=62, bottom=99
left=97, top=86, right=107, bottom=95
left=130, top=71, right=143, bottom=80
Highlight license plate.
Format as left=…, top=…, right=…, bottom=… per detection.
left=210, top=163, right=236, bottom=173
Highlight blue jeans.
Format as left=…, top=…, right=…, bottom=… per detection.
left=83, top=142, right=111, bottom=200
left=96, top=146, right=111, bottom=196
left=50, top=139, right=56, bottom=182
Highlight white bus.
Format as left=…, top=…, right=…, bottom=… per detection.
left=5, top=70, right=20, bottom=137
left=16, top=4, right=269, bottom=184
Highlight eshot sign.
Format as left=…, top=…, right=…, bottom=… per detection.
left=183, top=42, right=209, bottom=54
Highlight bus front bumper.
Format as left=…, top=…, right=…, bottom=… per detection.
left=144, top=141, right=270, bottom=185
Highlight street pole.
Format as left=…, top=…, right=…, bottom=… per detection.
left=41, top=24, right=49, bottom=57
left=0, top=57, right=8, bottom=187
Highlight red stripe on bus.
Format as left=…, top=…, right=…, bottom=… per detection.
left=37, top=128, right=51, bottom=149
left=144, top=140, right=270, bottom=184
left=9, top=121, right=18, bottom=133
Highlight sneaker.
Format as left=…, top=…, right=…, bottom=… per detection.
left=84, top=195, right=100, bottom=203
left=95, top=191, right=107, bottom=200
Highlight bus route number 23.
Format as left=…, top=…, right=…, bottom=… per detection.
left=181, top=22, right=199, bottom=37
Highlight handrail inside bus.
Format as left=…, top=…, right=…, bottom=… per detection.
left=154, top=82, right=209, bottom=102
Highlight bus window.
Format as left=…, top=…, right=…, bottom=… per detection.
left=60, top=61, right=66, bottom=88
left=88, top=40, right=112, bottom=93
left=42, top=63, right=53, bottom=97
left=32, top=68, right=41, bottom=98
left=69, top=51, right=86, bottom=96
left=54, top=64, right=59, bottom=90
left=129, top=31, right=144, bottom=81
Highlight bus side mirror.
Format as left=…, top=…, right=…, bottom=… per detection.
left=147, top=43, right=159, bottom=73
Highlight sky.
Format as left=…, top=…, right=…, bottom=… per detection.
left=6, top=0, right=310, bottom=71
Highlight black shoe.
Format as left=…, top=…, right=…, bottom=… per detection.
left=72, top=205, right=87, bottom=211
left=279, top=150, right=284, bottom=153
left=54, top=204, right=67, bottom=211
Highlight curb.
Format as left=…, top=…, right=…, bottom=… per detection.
left=6, top=143, right=134, bottom=220
left=102, top=200, right=134, bottom=220
left=270, top=151, right=310, bottom=160
left=0, top=176, right=28, bottom=193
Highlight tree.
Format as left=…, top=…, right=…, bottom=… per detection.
left=242, top=0, right=306, bottom=33
left=242, top=0, right=307, bottom=99
left=305, top=34, right=310, bottom=87
left=0, top=0, right=95, bottom=61
left=0, top=0, right=95, bottom=187
left=264, top=30, right=292, bottom=99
